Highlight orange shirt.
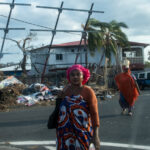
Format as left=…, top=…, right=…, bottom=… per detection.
left=115, top=71, right=139, bottom=106
left=64, top=85, right=100, bottom=127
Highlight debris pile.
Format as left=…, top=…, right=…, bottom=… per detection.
left=0, top=75, right=115, bottom=112
left=17, top=83, right=55, bottom=106
left=0, top=76, right=62, bottom=111
left=89, top=83, right=115, bottom=100
left=0, top=84, right=26, bottom=111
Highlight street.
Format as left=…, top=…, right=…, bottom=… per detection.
left=0, top=90, right=150, bottom=150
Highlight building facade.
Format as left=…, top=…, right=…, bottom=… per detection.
left=28, top=41, right=149, bottom=75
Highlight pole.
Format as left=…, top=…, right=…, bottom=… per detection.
left=75, top=3, right=94, bottom=64
left=0, top=1, right=31, bottom=53
left=41, top=2, right=63, bottom=83
left=1, top=0, right=15, bottom=53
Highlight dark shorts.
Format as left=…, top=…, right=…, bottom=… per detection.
left=119, top=93, right=133, bottom=112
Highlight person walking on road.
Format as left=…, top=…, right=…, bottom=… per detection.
left=115, top=59, right=140, bottom=116
left=56, top=64, right=100, bottom=150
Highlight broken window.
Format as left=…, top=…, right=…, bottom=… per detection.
left=56, top=54, right=63, bottom=60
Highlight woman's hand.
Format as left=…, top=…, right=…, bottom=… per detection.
left=91, top=136, right=100, bottom=150
left=57, top=84, right=71, bottom=98
left=57, top=90, right=64, bottom=98
left=90, top=127, right=100, bottom=150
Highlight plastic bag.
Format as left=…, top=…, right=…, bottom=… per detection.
left=89, top=143, right=95, bottom=150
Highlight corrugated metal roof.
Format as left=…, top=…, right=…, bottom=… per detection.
left=127, top=41, right=149, bottom=47
left=53, top=40, right=85, bottom=47
left=30, top=40, right=86, bottom=52
left=30, top=40, right=149, bottom=52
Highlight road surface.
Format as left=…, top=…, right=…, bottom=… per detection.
left=0, top=90, right=150, bottom=150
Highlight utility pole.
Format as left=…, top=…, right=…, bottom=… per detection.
left=0, top=0, right=31, bottom=53
left=30, top=2, right=104, bottom=82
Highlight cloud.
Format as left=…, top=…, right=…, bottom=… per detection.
left=129, top=35, right=150, bottom=44
left=0, top=4, right=10, bottom=18
left=0, top=5, right=9, bottom=15
left=1, top=0, right=150, bottom=63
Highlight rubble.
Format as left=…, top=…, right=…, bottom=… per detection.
left=0, top=84, right=26, bottom=111
left=0, top=76, right=23, bottom=89
left=89, top=83, right=115, bottom=100
left=0, top=76, right=64, bottom=112
left=17, top=83, right=55, bottom=106
left=0, top=75, right=115, bottom=112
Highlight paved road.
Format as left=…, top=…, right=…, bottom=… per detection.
left=0, top=90, right=150, bottom=150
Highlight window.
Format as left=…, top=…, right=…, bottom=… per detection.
left=147, top=73, right=150, bottom=80
left=56, top=54, right=63, bottom=60
left=71, top=49, right=74, bottom=52
left=139, top=73, right=145, bottom=79
left=123, top=51, right=136, bottom=58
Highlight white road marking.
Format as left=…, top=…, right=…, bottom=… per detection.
left=8, top=141, right=55, bottom=145
left=1, top=141, right=150, bottom=150
left=44, top=146, right=56, bottom=150
left=139, top=93, right=150, bottom=96
left=101, top=142, right=150, bottom=150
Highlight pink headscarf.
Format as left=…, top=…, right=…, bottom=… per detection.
left=67, top=64, right=90, bottom=85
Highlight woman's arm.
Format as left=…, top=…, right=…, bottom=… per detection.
left=84, top=86, right=100, bottom=149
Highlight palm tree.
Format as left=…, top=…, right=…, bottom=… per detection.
left=86, top=18, right=129, bottom=87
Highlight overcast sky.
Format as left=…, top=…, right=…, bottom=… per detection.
left=0, top=0, right=150, bottom=64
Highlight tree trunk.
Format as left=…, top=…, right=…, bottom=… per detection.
left=104, top=57, right=108, bottom=89
left=21, top=53, right=27, bottom=74
left=115, top=47, right=123, bottom=73
left=84, top=37, right=88, bottom=67
left=96, top=50, right=105, bottom=74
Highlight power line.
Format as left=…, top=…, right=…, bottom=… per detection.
left=0, top=14, right=51, bottom=29
left=0, top=0, right=31, bottom=53
left=0, top=14, right=81, bottom=36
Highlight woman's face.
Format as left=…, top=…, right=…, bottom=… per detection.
left=69, top=69, right=84, bottom=85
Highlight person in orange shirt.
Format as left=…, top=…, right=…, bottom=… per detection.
left=56, top=64, right=100, bottom=150
left=115, top=60, right=140, bottom=116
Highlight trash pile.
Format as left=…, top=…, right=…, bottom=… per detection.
left=17, top=83, right=55, bottom=106
left=0, top=75, right=115, bottom=111
left=0, top=76, right=23, bottom=89
left=0, top=76, right=26, bottom=111
left=0, top=76, right=62, bottom=111
left=89, top=83, right=114, bottom=100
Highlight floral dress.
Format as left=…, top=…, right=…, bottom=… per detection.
left=56, top=95, right=93, bottom=150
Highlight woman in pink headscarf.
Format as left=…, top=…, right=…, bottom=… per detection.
left=56, top=64, right=100, bottom=150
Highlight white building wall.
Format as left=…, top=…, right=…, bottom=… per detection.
left=49, top=47, right=78, bottom=68
left=87, top=48, right=117, bottom=66
left=29, top=44, right=144, bottom=75
left=30, top=47, right=49, bottom=75
left=30, top=46, right=118, bottom=75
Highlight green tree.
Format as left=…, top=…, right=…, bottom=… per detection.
left=86, top=18, right=129, bottom=87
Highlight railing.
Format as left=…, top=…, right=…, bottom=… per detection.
left=123, top=57, right=144, bottom=64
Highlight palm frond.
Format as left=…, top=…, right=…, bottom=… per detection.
left=86, top=18, right=129, bottom=59
left=88, top=18, right=110, bottom=30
